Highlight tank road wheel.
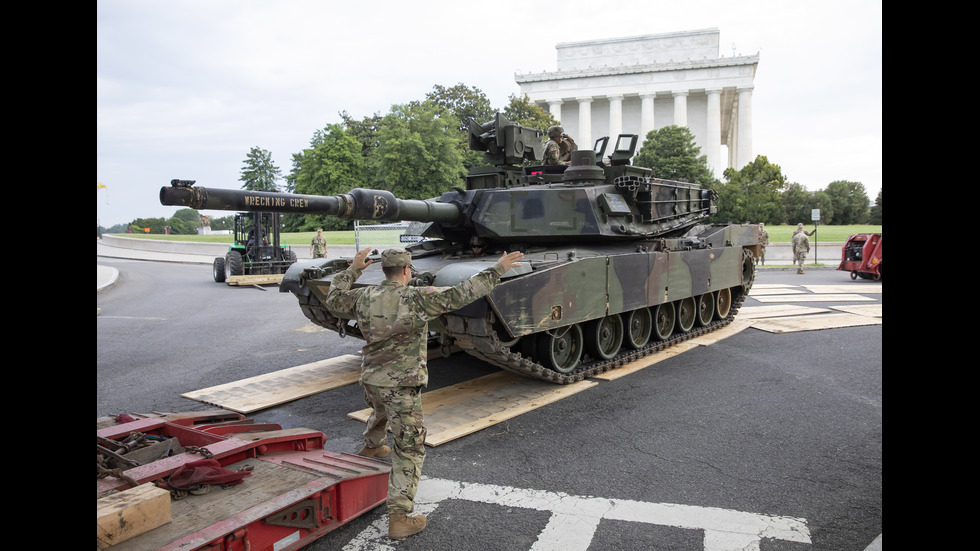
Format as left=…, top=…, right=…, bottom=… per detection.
left=676, top=297, right=696, bottom=333
left=225, top=251, right=244, bottom=279
left=696, top=294, right=714, bottom=326
left=537, top=324, right=584, bottom=374
left=715, top=288, right=732, bottom=320
left=652, top=302, right=676, bottom=341
left=624, top=308, right=653, bottom=349
left=585, top=314, right=624, bottom=361
left=212, top=257, right=226, bottom=282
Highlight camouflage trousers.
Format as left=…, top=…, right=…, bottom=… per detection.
left=795, top=251, right=807, bottom=271
left=362, top=383, right=427, bottom=515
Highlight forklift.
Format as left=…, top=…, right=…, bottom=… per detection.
left=212, top=212, right=297, bottom=284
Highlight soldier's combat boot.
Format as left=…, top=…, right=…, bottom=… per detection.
left=389, top=513, right=426, bottom=539
left=357, top=444, right=391, bottom=458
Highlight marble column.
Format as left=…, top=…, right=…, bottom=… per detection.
left=640, top=93, right=656, bottom=139
left=672, top=91, right=688, bottom=127
left=705, top=88, right=722, bottom=177
left=736, top=86, right=753, bottom=168
left=548, top=100, right=563, bottom=125
left=577, top=97, right=593, bottom=147
left=608, top=95, right=623, bottom=139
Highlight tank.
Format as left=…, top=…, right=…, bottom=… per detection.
left=160, top=113, right=762, bottom=384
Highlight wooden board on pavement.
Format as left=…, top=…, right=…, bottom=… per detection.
left=751, top=312, right=881, bottom=333
left=226, top=274, right=284, bottom=286
left=182, top=355, right=362, bottom=413
left=348, top=371, right=597, bottom=446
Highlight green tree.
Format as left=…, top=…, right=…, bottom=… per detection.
left=129, top=217, right=168, bottom=234
left=825, top=180, right=870, bottom=224
left=209, top=215, right=235, bottom=231
left=502, top=94, right=558, bottom=132
left=172, top=208, right=201, bottom=227
left=285, top=124, right=364, bottom=231
left=425, top=83, right=495, bottom=134
left=810, top=190, right=835, bottom=225
left=367, top=101, right=465, bottom=200
left=633, top=126, right=719, bottom=187
left=712, top=155, right=786, bottom=224
left=424, top=83, right=496, bottom=171
left=239, top=146, right=282, bottom=191
left=779, top=182, right=810, bottom=225
left=869, top=188, right=882, bottom=224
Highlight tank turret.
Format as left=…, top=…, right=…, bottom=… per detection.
left=160, top=113, right=761, bottom=384
left=161, top=115, right=718, bottom=248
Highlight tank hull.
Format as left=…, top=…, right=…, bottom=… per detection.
left=283, top=223, right=758, bottom=383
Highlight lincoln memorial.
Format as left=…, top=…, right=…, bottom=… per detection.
left=515, top=29, right=759, bottom=177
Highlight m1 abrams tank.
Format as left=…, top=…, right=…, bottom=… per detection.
left=160, top=114, right=761, bottom=384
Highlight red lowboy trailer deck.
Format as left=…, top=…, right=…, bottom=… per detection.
left=97, top=411, right=389, bottom=550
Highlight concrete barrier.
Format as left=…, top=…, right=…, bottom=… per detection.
left=101, top=234, right=229, bottom=256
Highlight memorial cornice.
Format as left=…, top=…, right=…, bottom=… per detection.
left=515, top=54, right=759, bottom=83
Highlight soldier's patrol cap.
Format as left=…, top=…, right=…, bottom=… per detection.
left=547, top=126, right=564, bottom=138
left=381, top=248, right=413, bottom=267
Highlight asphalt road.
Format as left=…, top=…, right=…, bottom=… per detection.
left=97, top=257, right=882, bottom=551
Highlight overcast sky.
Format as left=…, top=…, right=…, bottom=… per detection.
left=97, top=0, right=881, bottom=228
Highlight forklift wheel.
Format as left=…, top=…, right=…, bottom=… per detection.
left=213, top=257, right=226, bottom=282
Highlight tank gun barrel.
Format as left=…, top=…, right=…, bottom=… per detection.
left=160, top=179, right=462, bottom=224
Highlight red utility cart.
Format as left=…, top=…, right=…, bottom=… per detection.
left=838, top=233, right=882, bottom=281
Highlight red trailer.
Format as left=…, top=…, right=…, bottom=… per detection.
left=838, top=233, right=882, bottom=281
left=97, top=410, right=389, bottom=550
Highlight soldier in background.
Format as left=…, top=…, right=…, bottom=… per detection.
left=543, top=126, right=574, bottom=166
left=324, top=246, right=524, bottom=539
left=310, top=228, right=327, bottom=258
left=758, top=223, right=769, bottom=265
left=792, top=223, right=812, bottom=274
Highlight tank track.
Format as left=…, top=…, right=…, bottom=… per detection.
left=447, top=249, right=756, bottom=384
left=449, top=285, right=749, bottom=385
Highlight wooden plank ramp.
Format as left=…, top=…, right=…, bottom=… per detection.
left=348, top=371, right=597, bottom=446
left=226, top=274, right=284, bottom=286
left=182, top=355, right=362, bottom=413
left=750, top=311, right=881, bottom=333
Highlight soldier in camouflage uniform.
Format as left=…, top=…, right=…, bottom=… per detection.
left=758, top=223, right=769, bottom=265
left=542, top=126, right=572, bottom=166
left=310, top=228, right=327, bottom=258
left=792, top=223, right=811, bottom=274
left=324, top=246, right=524, bottom=539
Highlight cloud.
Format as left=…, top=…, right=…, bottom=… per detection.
left=97, top=0, right=881, bottom=227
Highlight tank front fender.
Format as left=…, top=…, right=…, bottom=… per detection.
left=279, top=258, right=345, bottom=295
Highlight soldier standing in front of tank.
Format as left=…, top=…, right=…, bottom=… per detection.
left=543, top=126, right=572, bottom=166
left=792, top=223, right=813, bottom=274
left=310, top=228, right=327, bottom=258
left=324, top=246, right=524, bottom=539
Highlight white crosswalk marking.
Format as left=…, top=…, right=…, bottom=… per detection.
left=344, top=477, right=811, bottom=550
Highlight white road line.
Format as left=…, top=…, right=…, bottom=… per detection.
left=344, top=477, right=811, bottom=550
